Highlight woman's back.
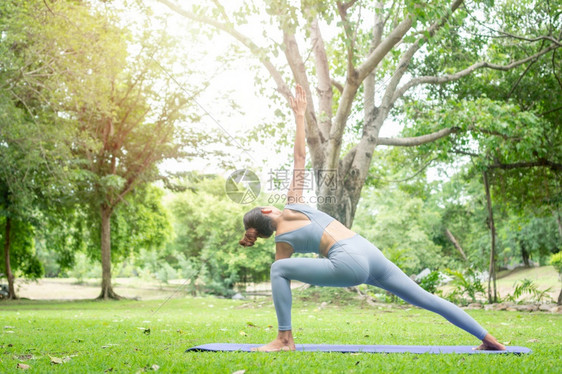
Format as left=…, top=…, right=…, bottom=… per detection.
left=275, top=204, right=356, bottom=257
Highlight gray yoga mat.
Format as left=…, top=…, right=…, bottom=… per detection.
left=186, top=343, right=531, bottom=354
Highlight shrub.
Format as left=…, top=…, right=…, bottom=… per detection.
left=550, top=252, right=562, bottom=277
left=443, top=268, right=485, bottom=305
left=156, top=263, right=179, bottom=284
left=67, top=253, right=101, bottom=283
left=418, top=271, right=442, bottom=294
left=506, top=278, right=553, bottom=304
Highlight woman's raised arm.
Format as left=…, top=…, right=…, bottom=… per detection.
left=286, top=84, right=307, bottom=205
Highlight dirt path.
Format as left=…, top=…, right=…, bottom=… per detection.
left=8, top=266, right=561, bottom=302
left=13, top=278, right=183, bottom=300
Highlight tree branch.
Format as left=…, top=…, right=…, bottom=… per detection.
left=462, top=3, right=562, bottom=47
left=506, top=34, right=562, bottom=46
left=449, top=149, right=562, bottom=172
left=507, top=56, right=538, bottom=99
left=155, top=0, right=292, bottom=99
left=489, top=160, right=562, bottom=172
left=363, top=0, right=384, bottom=132
left=372, top=0, right=384, bottom=49
left=445, top=228, right=468, bottom=261
left=356, top=16, right=413, bottom=83
left=467, top=125, right=523, bottom=141
left=281, top=30, right=324, bottom=165
left=393, top=43, right=560, bottom=103
left=210, top=0, right=230, bottom=23
left=552, top=47, right=562, bottom=91
left=327, top=11, right=415, bottom=169
left=310, top=16, right=332, bottom=142
left=382, top=0, right=398, bottom=31
left=449, top=148, right=479, bottom=157
left=348, top=0, right=464, bottom=187
left=331, top=78, right=344, bottom=93
left=337, top=1, right=358, bottom=77
left=338, top=0, right=359, bottom=12
left=377, top=127, right=459, bottom=146
left=380, top=0, right=464, bottom=123
left=540, top=105, right=562, bottom=117
left=369, top=156, right=437, bottom=183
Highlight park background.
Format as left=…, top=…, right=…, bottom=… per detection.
left=1, top=0, right=561, bottom=372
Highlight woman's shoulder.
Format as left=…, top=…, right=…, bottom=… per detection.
left=283, top=203, right=314, bottom=213
left=282, top=204, right=311, bottom=221
left=284, top=202, right=311, bottom=209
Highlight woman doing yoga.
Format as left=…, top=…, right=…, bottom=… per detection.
left=239, top=85, right=505, bottom=352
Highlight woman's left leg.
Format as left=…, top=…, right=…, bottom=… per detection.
left=256, top=254, right=368, bottom=352
left=270, top=252, right=368, bottom=331
left=349, top=235, right=504, bottom=349
left=347, top=234, right=489, bottom=341
left=256, top=256, right=361, bottom=352
left=367, top=260, right=488, bottom=340
left=254, top=246, right=370, bottom=351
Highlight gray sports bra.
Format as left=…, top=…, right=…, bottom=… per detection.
left=274, top=203, right=335, bottom=254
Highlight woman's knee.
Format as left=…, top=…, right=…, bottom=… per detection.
left=270, top=258, right=291, bottom=279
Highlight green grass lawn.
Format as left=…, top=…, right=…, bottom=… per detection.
left=1, top=296, right=561, bottom=373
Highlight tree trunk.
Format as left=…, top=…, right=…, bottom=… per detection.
left=316, top=162, right=364, bottom=228
left=558, top=288, right=562, bottom=306
left=556, top=209, right=562, bottom=240
left=483, top=171, right=498, bottom=303
left=520, top=241, right=530, bottom=267
left=3, top=217, right=18, bottom=300
left=98, top=205, right=120, bottom=300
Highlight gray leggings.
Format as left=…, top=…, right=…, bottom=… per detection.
left=270, top=234, right=488, bottom=340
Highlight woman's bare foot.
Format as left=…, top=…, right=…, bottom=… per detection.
left=474, top=333, right=506, bottom=351
left=251, top=330, right=296, bottom=352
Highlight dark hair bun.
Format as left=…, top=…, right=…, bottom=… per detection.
left=239, top=227, right=258, bottom=247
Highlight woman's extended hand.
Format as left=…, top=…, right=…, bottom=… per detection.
left=289, top=84, right=307, bottom=117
